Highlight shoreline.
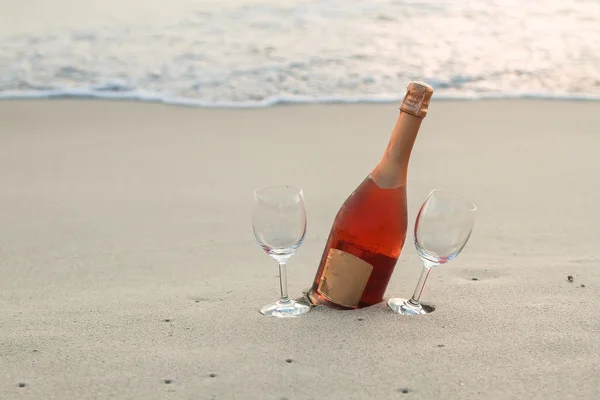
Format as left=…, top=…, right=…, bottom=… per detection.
left=2, top=93, right=600, bottom=110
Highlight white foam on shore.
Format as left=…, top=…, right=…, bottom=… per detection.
left=2, top=0, right=599, bottom=108
left=1, top=88, right=600, bottom=108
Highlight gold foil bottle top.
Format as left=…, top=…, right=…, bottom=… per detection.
left=400, top=81, right=434, bottom=118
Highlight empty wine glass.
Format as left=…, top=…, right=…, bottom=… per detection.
left=388, top=189, right=477, bottom=315
left=252, top=185, right=310, bottom=318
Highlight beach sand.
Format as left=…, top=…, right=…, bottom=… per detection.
left=1, top=99, right=599, bottom=399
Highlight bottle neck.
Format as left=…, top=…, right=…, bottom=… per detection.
left=370, top=110, right=423, bottom=189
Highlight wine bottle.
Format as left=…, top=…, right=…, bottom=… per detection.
left=306, top=81, right=434, bottom=310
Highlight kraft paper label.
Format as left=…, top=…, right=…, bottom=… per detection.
left=317, top=249, right=373, bottom=308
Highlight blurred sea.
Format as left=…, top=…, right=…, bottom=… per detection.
left=1, top=0, right=599, bottom=107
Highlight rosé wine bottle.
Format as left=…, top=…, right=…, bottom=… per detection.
left=307, top=81, right=434, bottom=310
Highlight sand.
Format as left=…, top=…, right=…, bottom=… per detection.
left=1, top=99, right=599, bottom=400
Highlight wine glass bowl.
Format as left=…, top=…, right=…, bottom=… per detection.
left=388, top=189, right=476, bottom=315
left=414, top=190, right=476, bottom=264
left=252, top=185, right=310, bottom=318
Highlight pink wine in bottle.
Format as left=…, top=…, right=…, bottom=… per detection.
left=307, top=81, right=434, bottom=309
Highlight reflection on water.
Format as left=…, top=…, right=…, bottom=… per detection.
left=1, top=0, right=599, bottom=106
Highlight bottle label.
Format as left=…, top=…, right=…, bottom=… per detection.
left=317, top=248, right=373, bottom=308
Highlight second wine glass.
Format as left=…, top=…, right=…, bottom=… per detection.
left=252, top=185, right=310, bottom=318
left=388, top=189, right=477, bottom=315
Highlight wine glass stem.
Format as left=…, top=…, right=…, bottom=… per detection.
left=278, top=262, right=290, bottom=304
left=409, top=265, right=432, bottom=305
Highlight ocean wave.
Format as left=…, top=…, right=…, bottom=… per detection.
left=2, top=87, right=599, bottom=108
left=1, top=0, right=600, bottom=107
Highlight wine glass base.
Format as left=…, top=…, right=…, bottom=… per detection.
left=260, top=299, right=311, bottom=318
left=387, top=298, right=430, bottom=315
